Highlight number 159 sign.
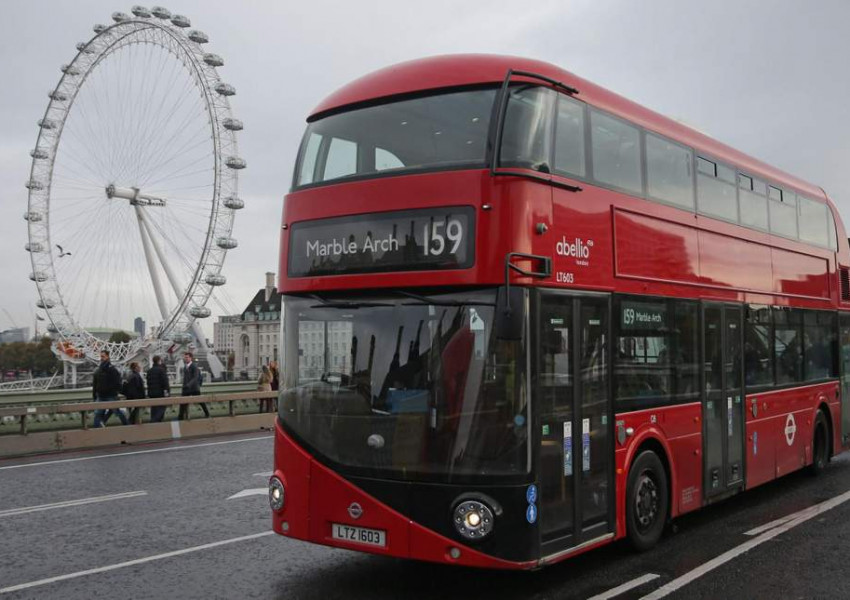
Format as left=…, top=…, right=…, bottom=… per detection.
left=288, top=206, right=475, bottom=277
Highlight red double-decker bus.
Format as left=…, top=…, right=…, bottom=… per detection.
left=269, top=54, right=850, bottom=569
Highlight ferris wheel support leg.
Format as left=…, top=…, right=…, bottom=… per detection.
left=134, top=206, right=170, bottom=320
left=136, top=207, right=186, bottom=303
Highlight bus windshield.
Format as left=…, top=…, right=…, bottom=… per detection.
left=294, top=88, right=497, bottom=187
left=279, top=289, right=529, bottom=481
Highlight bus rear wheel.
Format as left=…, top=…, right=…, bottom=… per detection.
left=808, top=411, right=829, bottom=476
left=626, top=450, right=669, bottom=552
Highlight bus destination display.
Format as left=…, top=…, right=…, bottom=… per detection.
left=288, top=207, right=475, bottom=277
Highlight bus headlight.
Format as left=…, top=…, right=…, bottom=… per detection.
left=453, top=499, right=494, bottom=540
left=269, top=477, right=285, bottom=512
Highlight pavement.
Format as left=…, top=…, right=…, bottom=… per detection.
left=2, top=432, right=850, bottom=599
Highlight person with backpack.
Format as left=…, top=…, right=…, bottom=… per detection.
left=93, top=350, right=127, bottom=427
left=122, top=362, right=146, bottom=423
left=147, top=355, right=171, bottom=423
left=179, top=351, right=210, bottom=419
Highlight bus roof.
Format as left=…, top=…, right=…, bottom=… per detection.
left=310, top=54, right=827, bottom=203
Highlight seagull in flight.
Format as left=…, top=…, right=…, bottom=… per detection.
left=56, top=245, right=72, bottom=257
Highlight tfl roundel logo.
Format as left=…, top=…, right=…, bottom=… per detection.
left=348, top=502, right=363, bottom=520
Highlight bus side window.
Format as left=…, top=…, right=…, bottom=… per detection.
left=375, top=147, right=404, bottom=171
left=590, top=110, right=642, bottom=194
left=553, top=95, right=586, bottom=178
left=323, top=137, right=358, bottom=181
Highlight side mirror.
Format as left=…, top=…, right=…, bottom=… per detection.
left=495, top=286, right=525, bottom=340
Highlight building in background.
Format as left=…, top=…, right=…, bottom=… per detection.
left=213, top=314, right=241, bottom=362
left=0, top=327, right=30, bottom=345
left=134, top=317, right=146, bottom=339
left=214, top=272, right=281, bottom=378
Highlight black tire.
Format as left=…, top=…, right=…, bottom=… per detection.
left=626, top=450, right=669, bottom=552
left=808, top=411, right=829, bottom=476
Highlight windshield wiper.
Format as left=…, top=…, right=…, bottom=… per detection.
left=393, top=290, right=495, bottom=307
left=309, top=294, right=393, bottom=309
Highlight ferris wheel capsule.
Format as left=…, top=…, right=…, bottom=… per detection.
left=205, top=274, right=227, bottom=286
left=93, top=24, right=108, bottom=34
left=171, top=14, right=191, bottom=28
left=188, top=30, right=209, bottom=44
left=222, top=118, right=243, bottom=131
left=151, top=6, right=171, bottom=19
left=131, top=5, right=152, bottom=18
left=203, top=53, right=223, bottom=67
left=38, top=118, right=58, bottom=130
left=76, top=42, right=96, bottom=54
left=216, top=237, right=238, bottom=250
left=46, top=323, right=59, bottom=334
left=223, top=196, right=244, bottom=209
left=225, top=157, right=246, bottom=169
left=29, top=271, right=48, bottom=282
left=25, top=179, right=45, bottom=191
left=171, top=332, right=193, bottom=344
left=61, top=64, right=80, bottom=76
left=48, top=90, right=68, bottom=101
left=30, top=148, right=49, bottom=160
left=189, top=306, right=211, bottom=318
left=24, top=211, right=43, bottom=222
left=215, top=82, right=235, bottom=96
left=36, top=298, right=56, bottom=310
left=25, top=242, right=45, bottom=253
left=112, top=12, right=131, bottom=23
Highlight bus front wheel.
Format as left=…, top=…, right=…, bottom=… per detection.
left=626, top=450, right=669, bottom=552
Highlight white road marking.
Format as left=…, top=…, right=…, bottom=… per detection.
left=587, top=573, right=660, bottom=600
left=0, top=435, right=272, bottom=471
left=228, top=488, right=266, bottom=500
left=252, top=472, right=272, bottom=477
left=640, top=488, right=850, bottom=599
left=0, top=491, right=147, bottom=518
left=743, top=510, right=810, bottom=536
left=0, top=531, right=274, bottom=595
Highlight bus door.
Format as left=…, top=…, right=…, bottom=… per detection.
left=840, top=314, right=850, bottom=445
left=702, top=303, right=745, bottom=498
left=537, top=292, right=614, bottom=557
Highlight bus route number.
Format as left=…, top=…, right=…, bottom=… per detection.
left=423, top=218, right=463, bottom=257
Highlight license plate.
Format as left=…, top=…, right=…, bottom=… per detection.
left=331, top=523, right=386, bottom=547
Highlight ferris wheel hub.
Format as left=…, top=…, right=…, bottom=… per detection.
left=105, top=184, right=166, bottom=206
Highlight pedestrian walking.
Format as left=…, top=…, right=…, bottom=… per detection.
left=147, top=355, right=170, bottom=423
left=179, top=352, right=209, bottom=419
left=93, top=350, right=127, bottom=427
left=269, top=361, right=280, bottom=412
left=122, top=362, right=146, bottom=423
left=258, top=364, right=272, bottom=413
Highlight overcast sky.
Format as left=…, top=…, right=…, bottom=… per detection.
left=2, top=0, right=850, bottom=337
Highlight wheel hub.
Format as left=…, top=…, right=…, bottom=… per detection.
left=635, top=473, right=658, bottom=529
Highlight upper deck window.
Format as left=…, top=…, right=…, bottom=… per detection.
left=798, top=195, right=829, bottom=247
left=499, top=85, right=556, bottom=171
left=553, top=95, right=586, bottom=178
left=590, top=110, right=642, bottom=194
left=697, top=156, right=737, bottom=222
left=769, top=190, right=798, bottom=239
left=645, top=133, right=694, bottom=209
left=294, top=88, right=497, bottom=188
left=739, top=172, right=768, bottom=231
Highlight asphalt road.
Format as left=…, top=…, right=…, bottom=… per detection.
left=2, top=433, right=850, bottom=599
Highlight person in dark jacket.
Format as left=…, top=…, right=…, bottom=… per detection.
left=93, top=350, right=127, bottom=427
left=179, top=352, right=209, bottom=419
left=121, top=362, right=146, bottom=423
left=147, top=355, right=171, bottom=423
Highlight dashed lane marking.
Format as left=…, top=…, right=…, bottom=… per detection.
left=228, top=488, right=267, bottom=500
left=0, top=531, right=274, bottom=595
left=0, top=435, right=272, bottom=471
left=640, top=488, right=850, bottom=599
left=0, top=491, right=147, bottom=518
left=587, top=573, right=660, bottom=600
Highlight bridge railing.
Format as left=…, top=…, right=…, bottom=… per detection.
left=0, top=390, right=279, bottom=458
left=0, top=390, right=279, bottom=435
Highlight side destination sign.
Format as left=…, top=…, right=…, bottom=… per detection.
left=288, top=206, right=475, bottom=277
left=620, top=300, right=667, bottom=330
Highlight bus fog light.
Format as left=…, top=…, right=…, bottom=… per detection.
left=453, top=499, right=494, bottom=540
left=269, top=477, right=285, bottom=511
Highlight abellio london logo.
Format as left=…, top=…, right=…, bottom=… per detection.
left=556, top=235, right=593, bottom=267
